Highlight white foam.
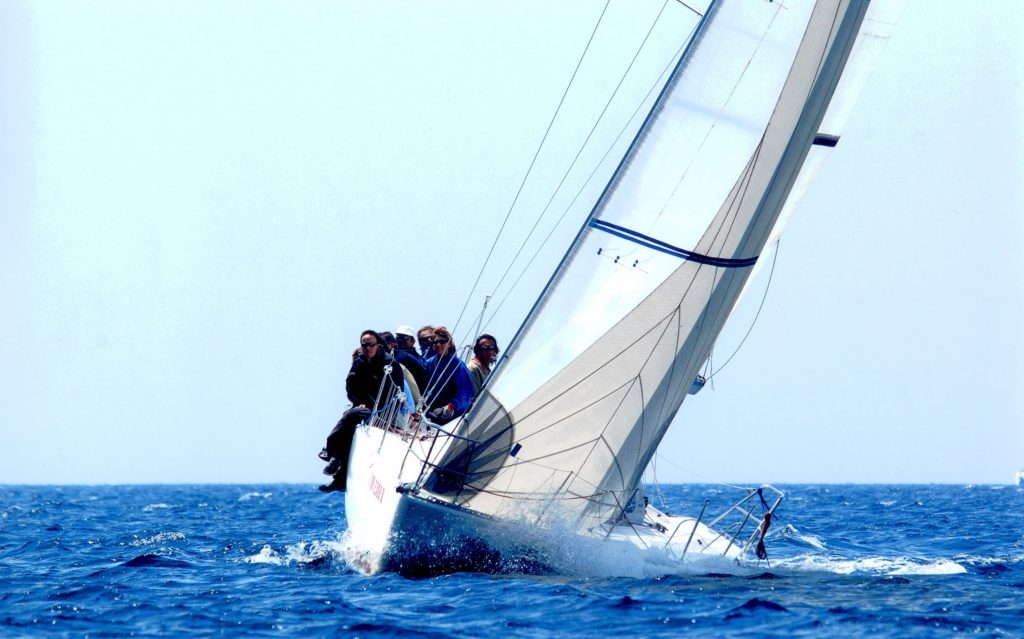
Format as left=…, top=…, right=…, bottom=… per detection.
left=242, top=540, right=347, bottom=566
left=780, top=523, right=827, bottom=550
left=143, top=503, right=171, bottom=512
left=287, top=540, right=347, bottom=565
left=959, top=553, right=1024, bottom=567
left=515, top=541, right=728, bottom=578
left=474, top=517, right=757, bottom=578
left=775, top=554, right=967, bottom=576
left=239, top=492, right=273, bottom=501
left=889, top=559, right=966, bottom=575
left=798, top=535, right=826, bottom=550
left=129, top=531, right=186, bottom=547
left=242, top=544, right=283, bottom=565
left=337, top=511, right=756, bottom=578
left=479, top=502, right=761, bottom=578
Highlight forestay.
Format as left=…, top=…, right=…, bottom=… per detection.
left=426, top=0, right=879, bottom=528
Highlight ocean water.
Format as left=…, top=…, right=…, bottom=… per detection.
left=1, top=484, right=1021, bottom=638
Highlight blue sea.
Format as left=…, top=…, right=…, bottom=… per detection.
left=1, top=484, right=1021, bottom=637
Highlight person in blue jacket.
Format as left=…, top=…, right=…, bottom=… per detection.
left=422, top=325, right=474, bottom=425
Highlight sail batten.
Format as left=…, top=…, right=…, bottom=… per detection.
left=425, top=0, right=879, bottom=526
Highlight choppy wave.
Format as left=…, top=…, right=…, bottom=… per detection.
left=778, top=523, right=827, bottom=550
left=122, top=553, right=193, bottom=569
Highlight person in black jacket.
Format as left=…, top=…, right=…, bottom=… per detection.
left=392, top=324, right=428, bottom=393
left=318, top=329, right=404, bottom=492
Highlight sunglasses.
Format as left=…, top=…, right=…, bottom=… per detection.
left=360, top=342, right=378, bottom=349
left=432, top=338, right=450, bottom=345
left=478, top=345, right=499, bottom=352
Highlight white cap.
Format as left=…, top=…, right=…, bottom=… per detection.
left=396, top=325, right=416, bottom=338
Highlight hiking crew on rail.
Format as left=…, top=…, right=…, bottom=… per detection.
left=318, top=325, right=499, bottom=493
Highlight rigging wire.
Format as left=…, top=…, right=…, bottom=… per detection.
left=673, top=0, right=704, bottom=16
left=474, top=0, right=675, bottom=317
left=707, top=240, right=780, bottom=379
left=452, top=0, right=614, bottom=337
left=653, top=451, right=752, bottom=493
left=649, top=456, right=671, bottom=510
left=481, top=12, right=698, bottom=331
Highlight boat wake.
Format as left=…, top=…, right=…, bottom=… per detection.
left=767, top=522, right=975, bottom=576
left=773, top=554, right=967, bottom=576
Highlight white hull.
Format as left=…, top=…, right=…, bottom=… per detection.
left=343, top=425, right=772, bottom=576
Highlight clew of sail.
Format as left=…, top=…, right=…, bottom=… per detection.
left=426, top=0, right=877, bottom=529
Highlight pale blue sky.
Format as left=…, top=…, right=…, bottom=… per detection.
left=2, top=1, right=1021, bottom=485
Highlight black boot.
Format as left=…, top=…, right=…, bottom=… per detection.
left=318, top=475, right=346, bottom=493
left=323, top=458, right=343, bottom=476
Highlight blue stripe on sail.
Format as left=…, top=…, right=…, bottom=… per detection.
left=589, top=219, right=758, bottom=268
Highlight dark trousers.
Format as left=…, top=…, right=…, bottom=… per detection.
left=325, top=407, right=371, bottom=476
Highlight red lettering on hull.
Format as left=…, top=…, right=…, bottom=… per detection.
left=369, top=474, right=384, bottom=503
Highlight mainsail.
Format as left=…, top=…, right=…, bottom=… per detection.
left=427, top=0, right=891, bottom=528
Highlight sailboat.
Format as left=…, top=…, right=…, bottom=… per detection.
left=337, top=0, right=902, bottom=575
